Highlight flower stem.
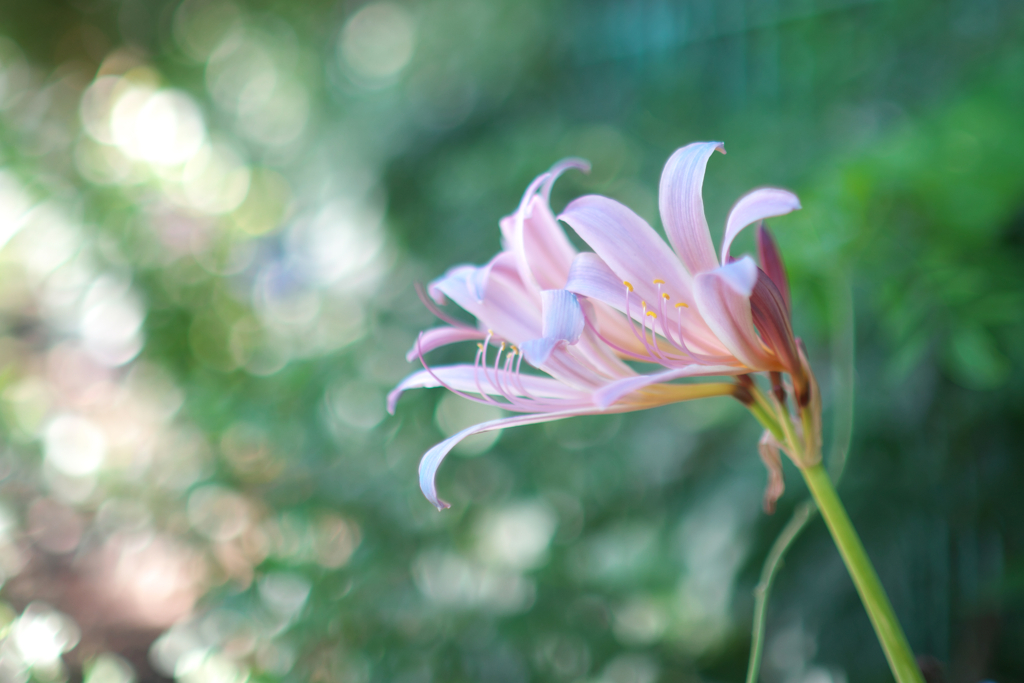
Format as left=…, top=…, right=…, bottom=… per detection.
left=745, top=500, right=816, bottom=683
left=800, top=463, right=924, bottom=683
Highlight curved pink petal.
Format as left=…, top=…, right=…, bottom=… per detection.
left=720, top=188, right=801, bottom=265
left=429, top=252, right=541, bottom=344
left=693, top=257, right=776, bottom=370
left=559, top=195, right=694, bottom=310
left=420, top=408, right=613, bottom=510
left=501, top=159, right=589, bottom=293
left=405, top=326, right=485, bottom=362
left=540, top=345, right=619, bottom=390
left=387, top=363, right=588, bottom=414
left=541, top=158, right=590, bottom=201
left=659, top=141, right=725, bottom=275
left=521, top=290, right=585, bottom=366
left=564, top=252, right=646, bottom=318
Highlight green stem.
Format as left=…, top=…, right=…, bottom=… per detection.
left=801, top=464, right=923, bottom=683
left=745, top=500, right=817, bottom=683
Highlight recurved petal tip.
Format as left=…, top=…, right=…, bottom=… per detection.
left=721, top=187, right=801, bottom=265
left=386, top=387, right=401, bottom=415
left=659, top=141, right=727, bottom=275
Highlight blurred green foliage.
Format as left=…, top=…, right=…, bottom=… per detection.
left=0, top=0, right=1021, bottom=682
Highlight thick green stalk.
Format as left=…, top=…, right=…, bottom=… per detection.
left=801, top=464, right=923, bottom=683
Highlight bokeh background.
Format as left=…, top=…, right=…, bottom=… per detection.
left=0, top=0, right=1022, bottom=681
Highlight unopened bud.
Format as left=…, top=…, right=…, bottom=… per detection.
left=770, top=371, right=787, bottom=405
left=733, top=378, right=754, bottom=406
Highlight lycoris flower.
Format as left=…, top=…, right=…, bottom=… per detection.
left=389, top=143, right=809, bottom=510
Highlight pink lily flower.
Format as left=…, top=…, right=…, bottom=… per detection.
left=390, top=143, right=807, bottom=510
left=559, top=141, right=807, bottom=405
left=388, top=159, right=740, bottom=509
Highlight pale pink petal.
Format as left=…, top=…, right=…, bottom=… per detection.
left=540, top=289, right=585, bottom=341
left=387, top=364, right=587, bottom=414
left=720, top=188, right=800, bottom=265
left=658, top=141, right=725, bottom=275
left=559, top=195, right=694, bottom=310
left=541, top=158, right=590, bottom=201
left=693, top=257, right=776, bottom=369
left=428, top=252, right=541, bottom=344
left=524, top=159, right=589, bottom=290
left=501, top=159, right=589, bottom=292
left=715, top=255, right=759, bottom=296
left=519, top=195, right=576, bottom=290
left=405, top=326, right=485, bottom=362
left=593, top=363, right=743, bottom=408
left=564, top=252, right=727, bottom=357
left=564, top=252, right=646, bottom=315
left=428, top=264, right=478, bottom=305
left=420, top=408, right=613, bottom=510
left=570, top=311, right=638, bottom=380
left=520, top=290, right=585, bottom=366
left=540, top=346, right=619, bottom=390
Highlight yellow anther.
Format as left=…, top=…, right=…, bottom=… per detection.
left=477, top=343, right=484, bottom=350
left=641, top=300, right=647, bottom=308
left=661, top=292, right=670, bottom=300
left=487, top=329, right=494, bottom=335
left=498, top=341, right=506, bottom=351
left=510, top=345, right=518, bottom=355
left=653, top=278, right=665, bottom=284
left=675, top=302, right=689, bottom=308
left=646, top=311, right=658, bottom=318
left=623, top=281, right=634, bottom=292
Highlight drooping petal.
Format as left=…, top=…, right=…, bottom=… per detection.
left=593, top=364, right=742, bottom=408
left=520, top=290, right=585, bottom=366
left=559, top=195, right=694, bottom=310
left=419, top=407, right=622, bottom=510
left=387, top=363, right=588, bottom=414
left=720, top=188, right=801, bottom=266
left=757, top=223, right=791, bottom=314
left=758, top=430, right=785, bottom=514
left=405, top=326, right=485, bottom=362
left=693, top=257, right=777, bottom=370
left=658, top=141, right=725, bottom=275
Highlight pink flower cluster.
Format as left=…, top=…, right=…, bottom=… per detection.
left=389, top=142, right=806, bottom=510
